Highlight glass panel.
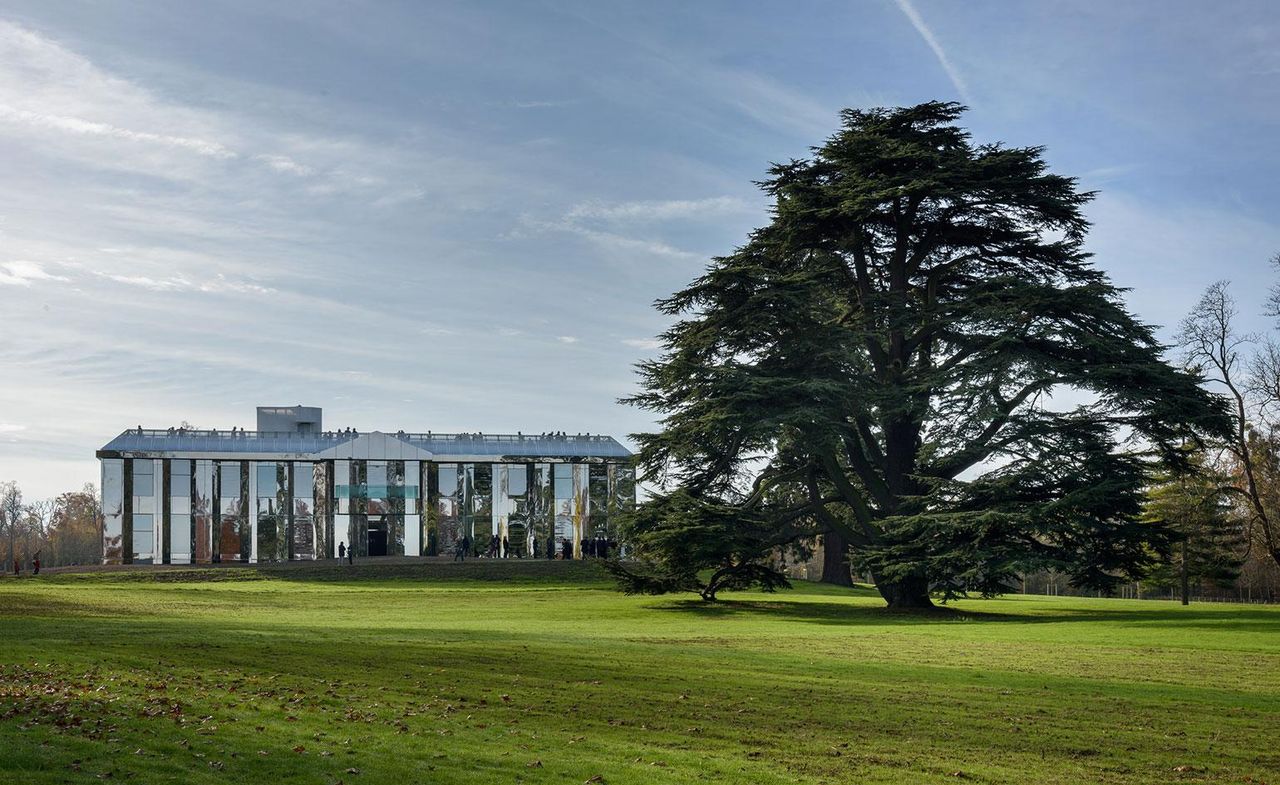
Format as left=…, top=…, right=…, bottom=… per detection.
left=573, top=463, right=589, bottom=558
left=313, top=462, right=331, bottom=560
left=294, top=462, right=314, bottom=499
left=220, top=463, right=241, bottom=499
left=170, top=461, right=192, bottom=497
left=464, top=464, right=493, bottom=556
left=132, top=514, right=154, bottom=562
left=216, top=461, right=248, bottom=562
left=554, top=463, right=573, bottom=499
left=350, top=461, right=368, bottom=557
left=438, top=464, right=458, bottom=494
left=170, top=513, right=191, bottom=558
left=531, top=463, right=553, bottom=559
left=588, top=463, right=609, bottom=544
left=507, top=464, right=528, bottom=497
left=101, top=459, right=124, bottom=564
left=193, top=460, right=213, bottom=563
left=293, top=514, right=316, bottom=559
left=431, top=463, right=461, bottom=556
left=256, top=463, right=277, bottom=495
left=133, top=461, right=154, bottom=498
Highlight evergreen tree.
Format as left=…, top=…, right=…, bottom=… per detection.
left=619, top=102, right=1229, bottom=608
left=1140, top=458, right=1245, bottom=604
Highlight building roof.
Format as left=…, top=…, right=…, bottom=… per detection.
left=97, top=428, right=633, bottom=461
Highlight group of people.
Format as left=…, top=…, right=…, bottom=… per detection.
left=451, top=534, right=618, bottom=561
left=451, top=534, right=518, bottom=561
left=10, top=551, right=40, bottom=576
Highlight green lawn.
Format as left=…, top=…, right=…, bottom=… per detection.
left=1, top=562, right=1277, bottom=784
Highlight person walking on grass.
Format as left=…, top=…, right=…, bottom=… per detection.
left=32, top=552, right=40, bottom=575
left=454, top=536, right=467, bottom=562
left=338, top=541, right=347, bottom=564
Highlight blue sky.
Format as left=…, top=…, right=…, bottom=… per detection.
left=1, top=0, right=1278, bottom=499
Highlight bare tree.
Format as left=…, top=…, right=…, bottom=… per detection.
left=23, top=498, right=54, bottom=566
left=0, top=481, right=22, bottom=572
left=1180, top=269, right=1280, bottom=568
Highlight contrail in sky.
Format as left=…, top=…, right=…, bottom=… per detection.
left=893, top=0, right=972, bottom=103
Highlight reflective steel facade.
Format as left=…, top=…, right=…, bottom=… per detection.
left=96, top=429, right=635, bottom=565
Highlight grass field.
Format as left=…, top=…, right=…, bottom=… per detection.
left=1, top=561, right=1277, bottom=784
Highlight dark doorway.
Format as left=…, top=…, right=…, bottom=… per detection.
left=507, top=521, right=527, bottom=557
left=367, top=517, right=388, bottom=557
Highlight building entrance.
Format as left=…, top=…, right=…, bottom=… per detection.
left=368, top=517, right=389, bottom=557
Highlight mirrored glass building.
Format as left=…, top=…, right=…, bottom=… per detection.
left=96, top=406, right=635, bottom=565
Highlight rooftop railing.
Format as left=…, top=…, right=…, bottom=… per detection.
left=116, top=428, right=619, bottom=443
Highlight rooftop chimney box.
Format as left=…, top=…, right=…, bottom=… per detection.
left=256, top=405, right=323, bottom=434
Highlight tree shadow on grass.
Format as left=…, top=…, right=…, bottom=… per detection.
left=654, top=596, right=1280, bottom=632
left=657, top=597, right=1018, bottom=625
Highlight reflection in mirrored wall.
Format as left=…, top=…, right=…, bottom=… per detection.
left=333, top=459, right=350, bottom=558
left=553, top=463, right=575, bottom=557
left=193, top=460, right=213, bottom=563
left=255, top=461, right=289, bottom=563
left=495, top=464, right=531, bottom=557
left=101, top=458, right=123, bottom=564
left=216, top=461, right=249, bottom=562
left=531, top=463, right=553, bottom=559
left=588, top=463, right=609, bottom=541
left=292, top=461, right=318, bottom=560
left=464, top=463, right=493, bottom=556
left=429, top=463, right=461, bottom=556
left=131, top=458, right=157, bottom=563
left=170, top=459, right=193, bottom=564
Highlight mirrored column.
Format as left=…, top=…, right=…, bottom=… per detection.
left=193, top=460, right=213, bottom=563
left=170, top=460, right=193, bottom=564
left=101, top=459, right=124, bottom=564
left=131, top=458, right=157, bottom=564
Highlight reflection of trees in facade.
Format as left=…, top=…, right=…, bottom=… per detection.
left=464, top=464, right=493, bottom=553
left=103, top=455, right=634, bottom=564
left=307, top=461, right=329, bottom=561
left=431, top=464, right=463, bottom=555
left=348, top=461, right=367, bottom=557
left=215, top=462, right=249, bottom=562
left=100, top=461, right=124, bottom=562
left=193, top=461, right=213, bottom=563
left=588, top=464, right=609, bottom=539
left=255, top=462, right=289, bottom=563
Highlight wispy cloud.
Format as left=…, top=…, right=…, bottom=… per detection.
left=622, top=338, right=662, bottom=350
left=0, top=260, right=68, bottom=286
left=557, top=335, right=580, bottom=344
left=0, top=106, right=236, bottom=158
left=512, top=99, right=579, bottom=109
left=892, top=0, right=971, bottom=103
left=515, top=195, right=754, bottom=263
left=565, top=196, right=751, bottom=223
left=254, top=154, right=313, bottom=175
left=93, top=271, right=276, bottom=295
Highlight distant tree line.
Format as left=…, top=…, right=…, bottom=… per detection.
left=0, top=480, right=101, bottom=572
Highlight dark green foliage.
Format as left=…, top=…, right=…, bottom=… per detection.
left=1142, top=457, right=1246, bottom=597
left=606, top=489, right=793, bottom=601
left=623, top=102, right=1230, bottom=607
